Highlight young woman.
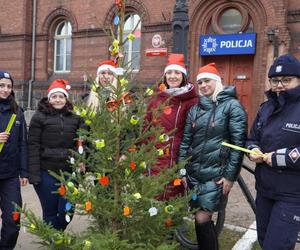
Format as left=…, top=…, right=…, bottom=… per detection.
left=145, top=53, right=198, bottom=200
left=0, top=71, right=28, bottom=249
left=178, top=63, right=247, bottom=250
left=247, top=54, right=300, bottom=249
left=28, top=79, right=85, bottom=230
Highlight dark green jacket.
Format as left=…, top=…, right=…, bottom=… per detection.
left=178, top=86, right=247, bottom=211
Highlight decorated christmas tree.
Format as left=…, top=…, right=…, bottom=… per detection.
left=19, top=1, right=190, bottom=249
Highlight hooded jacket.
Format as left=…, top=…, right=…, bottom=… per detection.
left=28, top=98, right=85, bottom=184
left=178, top=86, right=247, bottom=211
left=247, top=85, right=300, bottom=203
left=0, top=97, right=27, bottom=179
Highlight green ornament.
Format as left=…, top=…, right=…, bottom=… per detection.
left=95, top=139, right=105, bottom=149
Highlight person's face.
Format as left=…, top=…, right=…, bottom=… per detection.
left=0, top=78, right=12, bottom=99
left=98, top=70, right=115, bottom=87
left=269, top=76, right=300, bottom=95
left=165, top=70, right=183, bottom=89
left=49, top=92, right=67, bottom=109
left=197, top=78, right=217, bottom=97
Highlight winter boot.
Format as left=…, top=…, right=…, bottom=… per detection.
left=195, top=220, right=219, bottom=250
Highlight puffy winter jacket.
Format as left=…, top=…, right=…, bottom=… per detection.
left=0, top=97, right=27, bottom=179
left=28, top=98, right=86, bottom=184
left=178, top=86, right=247, bottom=211
left=247, top=85, right=300, bottom=203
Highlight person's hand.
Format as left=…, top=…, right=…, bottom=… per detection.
left=182, top=177, right=188, bottom=190
left=0, top=132, right=10, bottom=143
left=263, top=152, right=274, bottom=166
left=248, top=148, right=264, bottom=163
left=216, top=177, right=233, bottom=195
left=19, top=177, right=28, bottom=186
left=78, top=162, right=86, bottom=173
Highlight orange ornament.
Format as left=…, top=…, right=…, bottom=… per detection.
left=99, top=176, right=109, bottom=186
left=163, top=106, right=172, bottom=115
left=12, top=211, right=20, bottom=221
left=165, top=218, right=173, bottom=227
left=123, top=206, right=130, bottom=216
left=58, top=185, right=66, bottom=196
left=159, top=83, right=167, bottom=91
left=85, top=201, right=92, bottom=212
left=128, top=145, right=138, bottom=153
left=164, top=147, right=170, bottom=156
left=130, top=161, right=136, bottom=170
left=173, top=178, right=182, bottom=186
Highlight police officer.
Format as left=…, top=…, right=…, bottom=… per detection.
left=247, top=54, right=300, bottom=250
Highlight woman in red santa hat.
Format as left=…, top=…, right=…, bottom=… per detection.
left=145, top=53, right=198, bottom=200
left=28, top=79, right=86, bottom=230
left=178, top=63, right=247, bottom=250
left=86, top=60, right=118, bottom=110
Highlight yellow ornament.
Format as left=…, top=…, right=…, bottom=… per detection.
left=157, top=149, right=164, bottom=156
left=128, top=33, right=135, bottom=41
left=91, top=84, right=99, bottom=92
left=140, top=161, right=147, bottom=169
left=85, top=119, right=92, bottom=125
left=29, top=223, right=36, bottom=232
left=133, top=193, right=142, bottom=199
left=145, top=88, right=154, bottom=96
left=120, top=78, right=128, bottom=86
left=67, top=181, right=75, bottom=190
left=95, top=139, right=105, bottom=149
left=72, top=187, right=78, bottom=196
left=123, top=206, right=131, bottom=216
left=164, top=205, right=175, bottom=214
left=83, top=240, right=92, bottom=250
left=130, top=115, right=139, bottom=125
left=112, top=39, right=119, bottom=47
left=80, top=109, right=87, bottom=117
left=159, top=134, right=169, bottom=142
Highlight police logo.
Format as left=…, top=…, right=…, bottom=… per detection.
left=289, top=148, right=300, bottom=163
left=275, top=65, right=282, bottom=73
left=4, top=72, right=10, bottom=78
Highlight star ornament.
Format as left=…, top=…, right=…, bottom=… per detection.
left=289, top=148, right=300, bottom=163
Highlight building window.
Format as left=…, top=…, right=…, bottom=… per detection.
left=54, top=21, right=72, bottom=72
left=123, top=14, right=141, bottom=71
left=219, top=8, right=243, bottom=33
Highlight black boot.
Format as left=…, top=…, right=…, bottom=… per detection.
left=195, top=221, right=219, bottom=250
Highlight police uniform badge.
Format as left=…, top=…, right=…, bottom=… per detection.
left=275, top=65, right=282, bottom=73
left=289, top=148, right=300, bottom=163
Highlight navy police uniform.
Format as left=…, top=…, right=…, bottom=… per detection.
left=247, top=55, right=300, bottom=250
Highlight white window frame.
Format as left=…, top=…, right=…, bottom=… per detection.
left=123, top=13, right=141, bottom=72
left=54, top=20, right=72, bottom=73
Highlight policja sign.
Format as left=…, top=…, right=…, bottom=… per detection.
left=200, top=33, right=256, bottom=56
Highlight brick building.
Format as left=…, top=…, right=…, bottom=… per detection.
left=0, top=0, right=300, bottom=124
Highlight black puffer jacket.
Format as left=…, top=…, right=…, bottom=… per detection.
left=28, top=98, right=85, bottom=184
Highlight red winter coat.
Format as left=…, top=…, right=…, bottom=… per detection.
left=146, top=84, right=198, bottom=168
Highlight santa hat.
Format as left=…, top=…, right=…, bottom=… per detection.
left=97, top=60, right=117, bottom=75
left=196, top=63, right=221, bottom=82
left=47, top=79, right=71, bottom=99
left=164, top=53, right=187, bottom=75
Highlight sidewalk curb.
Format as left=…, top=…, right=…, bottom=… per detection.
left=231, top=221, right=257, bottom=250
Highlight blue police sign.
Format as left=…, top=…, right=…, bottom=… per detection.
left=200, top=33, right=256, bottom=56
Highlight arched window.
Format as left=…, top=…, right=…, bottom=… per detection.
left=54, top=21, right=72, bottom=72
left=123, top=14, right=141, bottom=71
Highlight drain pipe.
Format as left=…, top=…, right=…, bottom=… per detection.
left=27, top=0, right=37, bottom=110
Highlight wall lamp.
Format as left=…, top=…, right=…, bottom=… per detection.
left=267, top=28, right=278, bottom=59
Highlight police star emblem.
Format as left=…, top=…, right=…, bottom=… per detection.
left=275, top=65, right=282, bottom=73
left=288, top=148, right=300, bottom=163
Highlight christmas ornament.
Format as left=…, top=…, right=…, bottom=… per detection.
left=164, top=147, right=170, bottom=156
left=58, top=185, right=66, bottom=196
left=80, top=109, right=87, bottom=117
left=72, top=187, right=79, bottom=196
left=106, top=92, right=133, bottom=112
left=120, top=78, right=128, bottom=86
left=179, top=168, right=186, bottom=176
left=128, top=145, right=138, bottom=152
left=95, top=139, right=105, bottom=149
left=70, top=157, right=75, bottom=165
left=165, top=218, right=173, bottom=227
left=133, top=193, right=141, bottom=199
left=159, top=83, right=166, bottom=91
left=157, top=149, right=164, bottom=156
left=164, top=205, right=175, bottom=214
left=12, top=211, right=19, bottom=221
left=192, top=193, right=197, bottom=200
left=83, top=240, right=92, bottom=250
left=52, top=232, right=64, bottom=245
left=163, top=106, right=172, bottom=115
left=145, top=88, right=154, bottom=96
left=77, top=139, right=84, bottom=154
left=130, top=160, right=136, bottom=170
left=125, top=168, right=131, bottom=177
left=113, top=15, right=120, bottom=25
left=65, top=214, right=71, bottom=223
left=65, top=202, right=72, bottom=211
left=85, top=119, right=92, bottom=125
left=123, top=206, right=130, bottom=216
left=85, top=201, right=92, bottom=212
left=29, top=223, right=36, bottom=232
left=99, top=176, right=109, bottom=186
left=127, top=33, right=135, bottom=41
left=91, top=83, right=99, bottom=92
left=159, top=133, right=169, bottom=142
left=140, top=161, right=147, bottom=169
left=173, top=178, right=182, bottom=186
left=130, top=115, right=139, bottom=125
left=148, top=207, right=158, bottom=216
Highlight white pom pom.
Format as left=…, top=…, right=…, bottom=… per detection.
left=66, top=85, right=71, bottom=90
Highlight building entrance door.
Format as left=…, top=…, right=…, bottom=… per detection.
left=203, top=55, right=254, bottom=125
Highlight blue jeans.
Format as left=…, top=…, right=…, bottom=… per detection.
left=34, top=170, right=73, bottom=230
left=256, top=192, right=300, bottom=250
left=0, top=177, right=22, bottom=250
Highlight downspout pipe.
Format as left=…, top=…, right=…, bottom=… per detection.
left=27, top=0, right=37, bottom=110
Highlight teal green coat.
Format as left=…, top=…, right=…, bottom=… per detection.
left=178, top=86, right=247, bottom=212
